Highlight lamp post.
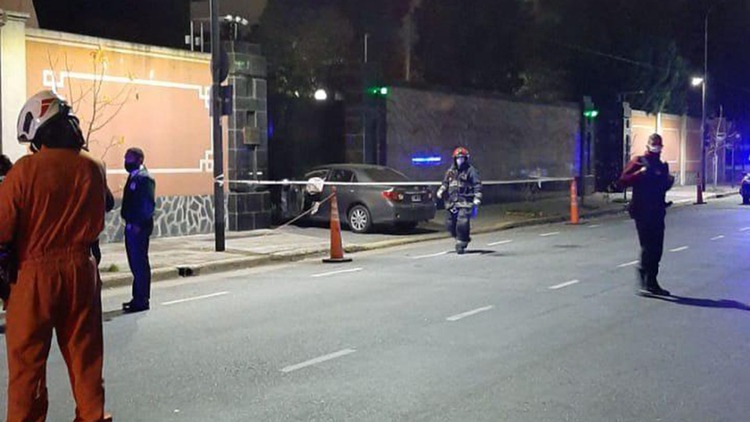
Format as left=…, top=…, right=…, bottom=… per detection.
left=210, top=0, right=225, bottom=252
left=699, top=0, right=732, bottom=189
left=700, top=12, right=709, bottom=190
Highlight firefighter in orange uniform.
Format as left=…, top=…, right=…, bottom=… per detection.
left=0, top=91, right=112, bottom=421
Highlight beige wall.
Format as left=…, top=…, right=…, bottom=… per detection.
left=631, top=110, right=702, bottom=185
left=25, top=29, right=216, bottom=197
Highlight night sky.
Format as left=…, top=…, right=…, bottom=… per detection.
left=30, top=0, right=750, bottom=124
left=33, top=0, right=191, bottom=48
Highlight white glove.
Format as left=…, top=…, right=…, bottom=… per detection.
left=436, top=186, right=446, bottom=198
left=473, top=198, right=481, bottom=207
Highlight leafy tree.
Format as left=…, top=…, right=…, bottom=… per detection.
left=259, top=0, right=355, bottom=97
left=412, top=0, right=533, bottom=94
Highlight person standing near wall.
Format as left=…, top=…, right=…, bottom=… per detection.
left=0, top=154, right=14, bottom=306
left=0, top=154, right=13, bottom=181
left=121, top=147, right=156, bottom=313
left=437, top=147, right=482, bottom=254
left=619, top=133, right=674, bottom=296
left=0, top=90, right=112, bottom=421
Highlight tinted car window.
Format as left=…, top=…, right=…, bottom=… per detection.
left=360, top=167, right=410, bottom=182
left=329, top=169, right=354, bottom=183
left=304, top=169, right=329, bottom=180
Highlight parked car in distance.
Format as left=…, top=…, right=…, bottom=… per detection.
left=284, top=164, right=436, bottom=233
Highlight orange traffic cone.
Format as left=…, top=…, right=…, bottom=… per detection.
left=694, top=173, right=706, bottom=205
left=323, top=187, right=352, bottom=263
left=569, top=179, right=580, bottom=224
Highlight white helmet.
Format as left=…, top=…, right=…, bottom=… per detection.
left=16, top=90, right=73, bottom=143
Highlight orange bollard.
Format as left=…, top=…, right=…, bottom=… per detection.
left=694, top=172, right=706, bottom=205
left=569, top=179, right=580, bottom=224
left=323, top=187, right=352, bottom=263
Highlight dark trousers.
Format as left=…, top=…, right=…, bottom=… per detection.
left=446, top=208, right=471, bottom=243
left=635, top=217, right=665, bottom=285
left=125, top=221, right=152, bottom=304
left=91, top=240, right=102, bottom=266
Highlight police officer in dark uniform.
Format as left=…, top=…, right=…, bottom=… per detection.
left=619, top=133, right=674, bottom=296
left=437, top=147, right=482, bottom=254
left=121, top=147, right=156, bottom=313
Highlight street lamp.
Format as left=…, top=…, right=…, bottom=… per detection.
left=314, top=89, right=328, bottom=101
left=699, top=0, right=732, bottom=190
left=691, top=74, right=706, bottom=190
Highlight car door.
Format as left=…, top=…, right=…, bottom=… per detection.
left=327, top=168, right=356, bottom=221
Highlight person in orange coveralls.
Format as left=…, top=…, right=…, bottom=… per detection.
left=0, top=91, right=112, bottom=422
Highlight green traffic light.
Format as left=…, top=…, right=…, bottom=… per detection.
left=367, top=86, right=389, bottom=96
left=583, top=110, right=599, bottom=118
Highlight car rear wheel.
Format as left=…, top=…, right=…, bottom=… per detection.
left=348, top=205, right=372, bottom=234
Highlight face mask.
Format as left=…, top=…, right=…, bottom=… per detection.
left=647, top=144, right=662, bottom=154
left=125, top=162, right=140, bottom=173
left=456, top=157, right=466, bottom=167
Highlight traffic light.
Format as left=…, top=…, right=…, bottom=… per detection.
left=367, top=86, right=389, bottom=97
left=583, top=96, right=598, bottom=118
left=583, top=109, right=599, bottom=118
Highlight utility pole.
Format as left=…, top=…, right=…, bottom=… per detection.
left=362, top=33, right=370, bottom=164
left=210, top=0, right=226, bottom=252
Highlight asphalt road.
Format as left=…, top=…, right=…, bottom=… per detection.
left=1, top=196, right=749, bottom=421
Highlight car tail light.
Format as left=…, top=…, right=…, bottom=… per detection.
left=382, top=189, right=404, bottom=202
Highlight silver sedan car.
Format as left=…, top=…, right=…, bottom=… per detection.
left=287, top=164, right=436, bottom=233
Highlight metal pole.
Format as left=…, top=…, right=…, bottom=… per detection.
left=189, top=20, right=195, bottom=52
left=364, top=33, right=369, bottom=64
left=732, top=141, right=736, bottom=188
left=210, top=0, right=226, bottom=252
left=200, top=22, right=205, bottom=53
left=362, top=33, right=370, bottom=164
left=700, top=13, right=708, bottom=191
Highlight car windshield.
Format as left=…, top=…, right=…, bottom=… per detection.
left=360, top=167, right=410, bottom=182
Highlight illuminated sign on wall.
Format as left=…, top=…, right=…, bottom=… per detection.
left=411, top=156, right=442, bottom=166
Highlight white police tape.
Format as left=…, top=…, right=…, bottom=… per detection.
left=216, top=177, right=574, bottom=188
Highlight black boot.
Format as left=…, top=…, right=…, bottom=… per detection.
left=636, top=268, right=647, bottom=291
left=641, top=273, right=670, bottom=296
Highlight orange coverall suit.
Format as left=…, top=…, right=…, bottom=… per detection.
left=0, top=148, right=107, bottom=422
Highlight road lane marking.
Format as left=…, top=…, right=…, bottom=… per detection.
left=281, top=349, right=357, bottom=373
left=711, top=235, right=725, bottom=241
left=413, top=251, right=449, bottom=260
left=446, top=306, right=494, bottom=322
left=549, top=280, right=580, bottom=290
left=161, top=291, right=229, bottom=306
left=540, top=232, right=560, bottom=237
left=487, top=240, right=513, bottom=246
left=741, top=227, right=750, bottom=232
left=617, top=260, right=639, bottom=268
left=670, top=246, right=689, bottom=252
left=588, top=224, right=602, bottom=228
left=311, top=268, right=363, bottom=278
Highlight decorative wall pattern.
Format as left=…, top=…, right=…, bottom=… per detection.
left=101, top=195, right=219, bottom=243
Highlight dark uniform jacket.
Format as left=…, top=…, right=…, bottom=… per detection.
left=121, top=167, right=156, bottom=226
left=619, top=153, right=674, bottom=219
left=441, top=163, right=483, bottom=207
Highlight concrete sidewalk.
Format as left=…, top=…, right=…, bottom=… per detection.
left=98, top=184, right=738, bottom=288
